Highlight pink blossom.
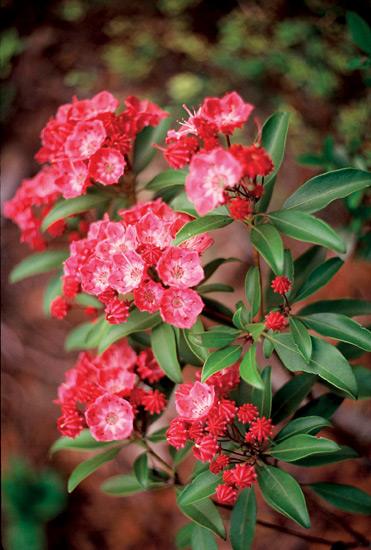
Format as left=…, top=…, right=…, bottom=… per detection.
left=80, top=256, right=111, bottom=295
left=88, top=147, right=126, bottom=185
left=157, top=246, right=204, bottom=288
left=85, top=393, right=134, bottom=441
left=98, top=365, right=135, bottom=394
left=55, top=160, right=90, bottom=199
left=202, top=91, right=254, bottom=135
left=65, top=120, right=106, bottom=160
left=95, top=223, right=138, bottom=259
left=134, top=279, right=164, bottom=313
left=108, top=251, right=145, bottom=294
left=160, top=287, right=204, bottom=329
left=100, top=340, right=137, bottom=371
left=175, top=381, right=215, bottom=420
left=136, top=211, right=172, bottom=248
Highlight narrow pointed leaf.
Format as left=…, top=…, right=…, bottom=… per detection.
left=184, top=318, right=210, bottom=362
left=10, top=250, right=69, bottom=282
left=300, top=313, right=371, bottom=351
left=290, top=445, right=359, bottom=467
left=244, top=266, right=261, bottom=318
left=271, top=373, right=316, bottom=424
left=201, top=345, right=242, bottom=383
left=289, top=245, right=327, bottom=300
left=353, top=366, right=371, bottom=399
left=244, top=323, right=265, bottom=341
left=268, top=434, right=339, bottom=462
left=189, top=330, right=239, bottom=349
left=98, top=310, right=161, bottom=354
left=191, top=525, right=217, bottom=550
left=239, top=344, right=264, bottom=389
left=41, top=194, right=110, bottom=231
left=307, top=483, right=371, bottom=515
left=230, top=488, right=257, bottom=550
left=250, top=224, right=284, bottom=275
left=294, top=393, right=344, bottom=420
left=68, top=446, right=122, bottom=492
left=175, top=523, right=195, bottom=549
left=256, top=463, right=310, bottom=529
left=297, top=298, right=371, bottom=317
left=43, top=271, right=63, bottom=315
left=50, top=429, right=114, bottom=454
left=85, top=315, right=110, bottom=348
left=289, top=317, right=312, bottom=362
left=145, top=169, right=188, bottom=190
left=133, top=453, right=149, bottom=489
left=346, top=11, right=371, bottom=55
left=65, top=321, right=96, bottom=351
left=202, top=257, right=241, bottom=283
left=294, top=258, right=343, bottom=302
left=250, top=366, right=272, bottom=418
left=101, top=474, right=164, bottom=496
left=263, top=336, right=274, bottom=358
left=178, top=471, right=223, bottom=506
left=172, top=215, right=233, bottom=246
left=197, top=283, right=233, bottom=294
left=274, top=416, right=332, bottom=443
left=179, top=330, right=203, bottom=366
left=151, top=322, right=182, bottom=383
left=178, top=496, right=226, bottom=539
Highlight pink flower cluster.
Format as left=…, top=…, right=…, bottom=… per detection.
left=4, top=92, right=168, bottom=250
left=57, top=198, right=211, bottom=328
left=166, top=369, right=274, bottom=505
left=158, top=92, right=274, bottom=217
left=56, top=340, right=168, bottom=441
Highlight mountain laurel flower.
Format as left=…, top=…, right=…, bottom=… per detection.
left=50, top=296, right=70, bottom=320
left=193, top=435, right=220, bottom=462
left=157, top=246, right=204, bottom=289
left=175, top=381, right=215, bottom=421
left=160, top=287, right=204, bottom=329
left=229, top=463, right=258, bottom=489
left=85, top=393, right=134, bottom=442
left=166, top=418, right=189, bottom=450
left=238, top=403, right=259, bottom=424
left=216, top=484, right=237, bottom=505
left=202, top=91, right=254, bottom=135
left=250, top=416, right=274, bottom=441
left=88, top=147, right=126, bottom=185
left=104, top=297, right=130, bottom=324
left=142, top=390, right=167, bottom=415
left=271, top=275, right=292, bottom=295
left=264, top=311, right=287, bottom=332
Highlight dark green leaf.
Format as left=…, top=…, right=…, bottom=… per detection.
left=50, top=429, right=114, bottom=454
left=171, top=191, right=200, bottom=217
left=244, top=323, right=265, bottom=341
left=202, top=257, right=241, bottom=283
left=145, top=169, right=188, bottom=190
left=191, top=525, right=217, bottom=550
left=268, top=434, right=339, bottom=462
left=85, top=316, right=110, bottom=348
left=294, top=258, right=343, bottom=302
left=172, top=216, right=233, bottom=246
left=239, top=344, right=264, bottom=389
left=233, top=305, right=250, bottom=330
left=43, top=271, right=63, bottom=316
left=282, top=168, right=371, bottom=214
left=294, top=393, right=344, bottom=420
left=244, top=266, right=261, bottom=318
left=270, top=333, right=357, bottom=399
left=289, top=317, right=312, bottom=362
left=250, top=224, right=284, bottom=275
left=307, top=483, right=371, bottom=515
left=68, top=446, right=122, bottom=492
left=65, top=322, right=96, bottom=351
left=274, top=416, right=332, bottom=443
left=353, top=366, right=371, bottom=399
left=268, top=210, right=346, bottom=253
left=10, top=250, right=69, bottom=283
left=297, top=298, right=371, bottom=317
left=170, top=441, right=194, bottom=467
left=201, top=346, right=242, bottom=383
left=175, top=523, right=195, bottom=549
left=134, top=115, right=171, bottom=173
left=197, top=283, right=233, bottom=295
left=256, top=463, right=310, bottom=529
left=202, top=296, right=234, bottom=320
left=289, top=445, right=359, bottom=467
left=178, top=471, right=223, bottom=506
left=41, top=194, right=110, bottom=231
left=183, top=318, right=210, bottom=363
left=98, top=310, right=161, bottom=354
left=101, top=474, right=164, bottom=496
left=179, top=330, right=203, bottom=366
left=75, top=293, right=103, bottom=309
left=178, top=496, right=226, bottom=540
left=263, top=336, right=274, bottom=358
left=337, top=340, right=367, bottom=360
left=151, top=322, right=182, bottom=383
left=146, top=426, right=169, bottom=443
left=189, top=330, right=239, bottom=349
left=300, top=313, right=371, bottom=351
left=289, top=245, right=327, bottom=301
left=230, top=488, right=256, bottom=550
left=133, top=454, right=149, bottom=489
left=250, top=366, right=272, bottom=418
left=271, top=373, right=316, bottom=424
left=346, top=11, right=371, bottom=55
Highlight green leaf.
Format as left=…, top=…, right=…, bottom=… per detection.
left=239, top=344, right=264, bottom=389
left=307, top=483, right=371, bottom=515
left=268, top=434, right=339, bottom=462
left=289, top=245, right=327, bottom=301
left=50, top=429, right=114, bottom=454
left=271, top=373, right=316, bottom=424
left=244, top=323, right=265, bottom=341
left=244, top=266, right=261, bottom=319
left=289, top=317, right=312, bottom=362
left=346, top=11, right=371, bottom=56
left=43, top=271, right=63, bottom=316
left=172, top=215, right=233, bottom=246
left=250, top=366, right=272, bottom=418
left=171, top=191, right=200, bottom=217
left=263, top=336, right=274, bottom=358
left=256, top=463, right=310, bottom=529
left=65, top=321, right=96, bottom=351
left=197, top=283, right=233, bottom=294
left=233, top=305, right=249, bottom=330
left=270, top=333, right=358, bottom=399
left=268, top=210, right=346, bottom=253
left=151, top=322, right=182, bottom=383
left=41, top=194, right=110, bottom=231
left=282, top=168, right=371, bottom=214
left=294, top=258, right=343, bottom=302
left=202, top=296, right=234, bottom=320
left=230, top=488, right=256, bottom=550
left=170, top=440, right=194, bottom=467
left=134, top=115, right=171, bottom=174
left=300, top=313, right=371, bottom=351
left=201, top=346, right=242, bottom=383
left=178, top=496, right=226, bottom=540
left=288, top=445, right=359, bottom=467
left=294, top=393, right=344, bottom=420
left=183, top=320, right=210, bottom=363
left=98, top=309, right=161, bottom=354
left=74, top=293, right=103, bottom=309
left=145, top=169, right=188, bottom=190
left=175, top=523, right=195, bottom=549
left=85, top=316, right=110, bottom=348
left=353, top=366, right=371, bottom=399
left=133, top=454, right=149, bottom=489
left=101, top=474, right=164, bottom=496
left=250, top=224, right=284, bottom=275
left=297, top=298, right=371, bottom=317
left=10, top=250, right=69, bottom=283
left=274, top=416, right=332, bottom=443
left=189, top=330, right=239, bottom=349
left=68, top=446, right=122, bottom=492
left=146, top=426, right=169, bottom=443
left=178, top=471, right=223, bottom=507
left=179, top=330, right=203, bottom=366
left=337, top=340, right=367, bottom=361
left=191, top=524, right=217, bottom=550
left=202, top=257, right=241, bottom=283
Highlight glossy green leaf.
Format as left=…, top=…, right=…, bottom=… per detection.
left=274, top=416, right=332, bottom=443
left=289, top=245, right=326, bottom=301
left=170, top=441, right=194, bottom=467
left=233, top=305, right=250, bottom=330
left=289, top=317, right=312, bottom=362
left=65, top=321, right=96, bottom=351
left=230, top=488, right=256, bottom=550
left=151, top=322, right=182, bottom=383
left=307, top=483, right=371, bottom=515
left=197, top=283, right=233, bottom=294
left=244, top=323, right=265, bottom=341
left=68, top=446, right=122, bottom=492
left=98, top=310, right=161, bottom=354
left=271, top=373, right=316, bottom=424
left=250, top=366, right=272, bottom=418
left=297, top=298, right=371, bottom=317
left=239, top=344, right=264, bottom=389
left=178, top=471, right=223, bottom=507
left=134, top=114, right=171, bottom=173
left=270, top=333, right=357, bottom=399
left=85, top=315, right=110, bottom=348
left=268, top=434, right=339, bottom=462
left=178, top=330, right=203, bottom=366
left=175, top=523, right=195, bottom=549
left=263, top=336, right=274, bottom=358
left=10, top=250, right=69, bottom=283
left=268, top=210, right=346, bottom=253
left=171, top=191, right=199, bottom=217
left=353, top=366, right=371, bottom=399
left=172, top=215, right=233, bottom=246
left=43, top=271, right=63, bottom=316
left=337, top=340, right=367, bottom=361
left=133, top=454, right=149, bottom=489
left=189, top=330, right=239, bottom=349
left=146, top=426, right=169, bottom=443
left=346, top=11, right=371, bottom=55
left=50, top=429, right=114, bottom=454
left=183, top=318, right=210, bottom=363
left=202, top=257, right=241, bottom=283
left=75, top=293, right=103, bottom=309
left=178, top=496, right=226, bottom=540
left=289, top=445, right=359, bottom=467
left=294, top=393, right=344, bottom=420
left=145, top=169, right=188, bottom=190
left=202, top=296, right=234, bottom=320
left=201, top=345, right=242, bottom=383
left=101, top=474, right=164, bottom=496
left=282, top=168, right=371, bottom=214
left=244, top=266, right=261, bottom=318
left=41, top=194, right=110, bottom=232
left=300, top=313, right=371, bottom=351
left=294, top=258, right=343, bottom=302
left=191, top=525, right=217, bottom=550
left=256, top=463, right=310, bottom=529
left=250, top=224, right=284, bottom=275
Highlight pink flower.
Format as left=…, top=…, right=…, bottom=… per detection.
left=55, top=160, right=89, bottom=199
left=100, top=340, right=137, bottom=371
left=104, top=297, right=130, bottom=324
left=142, top=389, right=167, bottom=415
left=160, top=287, right=204, bottom=329
left=175, top=381, right=215, bottom=421
left=185, top=147, right=243, bottom=216
left=65, top=120, right=106, bottom=160
left=157, top=246, right=204, bottom=289
left=134, top=279, right=164, bottom=313
left=229, top=463, right=257, bottom=489
left=271, top=275, right=292, bottom=295
left=98, top=365, right=135, bottom=394
left=89, top=147, right=126, bottom=185
left=210, top=454, right=230, bottom=474
left=108, top=251, right=145, bottom=294
left=85, top=393, right=134, bottom=441
left=166, top=418, right=189, bottom=450
left=193, top=435, right=220, bottom=462
left=80, top=256, right=111, bottom=296
left=264, top=311, right=287, bottom=332
left=50, top=296, right=70, bottom=320
left=250, top=416, right=274, bottom=441
left=237, top=403, right=258, bottom=424
left=202, top=92, right=254, bottom=135
left=136, top=349, right=165, bottom=383
left=216, top=483, right=237, bottom=504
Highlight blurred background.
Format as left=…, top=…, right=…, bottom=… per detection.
left=1, top=0, right=370, bottom=549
